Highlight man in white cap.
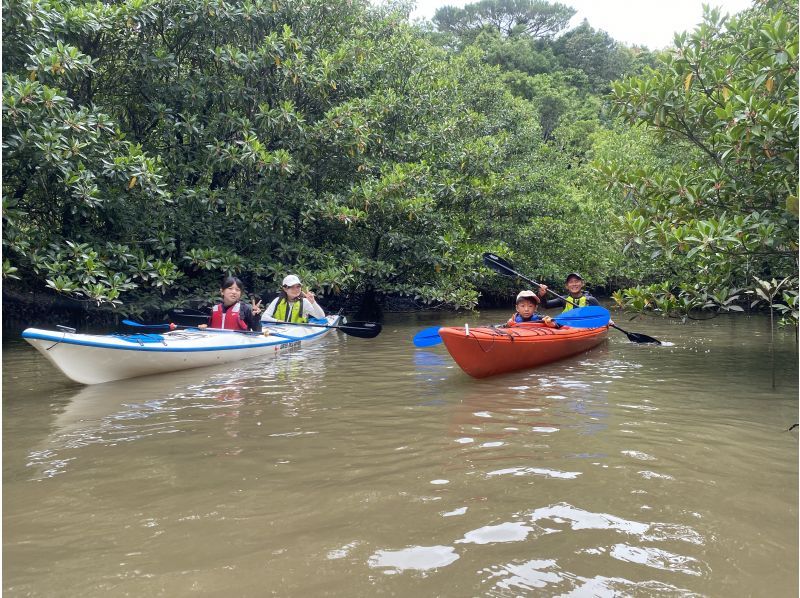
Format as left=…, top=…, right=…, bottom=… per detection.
left=262, top=274, right=326, bottom=323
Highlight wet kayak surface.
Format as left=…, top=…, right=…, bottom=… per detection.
left=3, top=310, right=798, bottom=596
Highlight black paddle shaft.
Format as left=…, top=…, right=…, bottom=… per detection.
left=167, top=308, right=381, bottom=339
left=483, top=253, right=572, bottom=303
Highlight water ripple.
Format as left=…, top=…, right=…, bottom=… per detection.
left=609, top=543, right=709, bottom=576
left=530, top=503, right=649, bottom=535
left=527, top=503, right=706, bottom=546
left=486, top=466, right=581, bottom=479
left=482, top=559, right=700, bottom=596
left=367, top=545, right=459, bottom=573
left=456, top=521, right=532, bottom=545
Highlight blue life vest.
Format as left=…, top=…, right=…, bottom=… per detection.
left=513, top=313, right=543, bottom=323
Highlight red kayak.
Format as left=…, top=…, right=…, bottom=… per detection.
left=439, top=322, right=608, bottom=378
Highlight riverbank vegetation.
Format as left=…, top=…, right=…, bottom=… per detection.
left=2, top=0, right=796, bottom=326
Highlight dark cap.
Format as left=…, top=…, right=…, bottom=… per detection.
left=565, top=272, right=583, bottom=282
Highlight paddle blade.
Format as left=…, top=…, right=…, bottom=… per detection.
left=413, top=326, right=443, bottom=347
left=627, top=332, right=661, bottom=345
left=554, top=306, right=611, bottom=328
left=482, top=252, right=517, bottom=277
left=338, top=321, right=382, bottom=339
left=611, top=324, right=661, bottom=345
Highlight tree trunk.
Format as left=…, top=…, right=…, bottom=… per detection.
left=356, top=287, right=382, bottom=322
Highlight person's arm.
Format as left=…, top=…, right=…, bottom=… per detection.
left=585, top=294, right=600, bottom=307
left=198, top=306, right=214, bottom=329
left=246, top=299, right=263, bottom=331
left=302, top=296, right=325, bottom=319
left=237, top=302, right=262, bottom=332
left=542, top=315, right=562, bottom=329
left=542, top=297, right=564, bottom=309
left=261, top=297, right=280, bottom=322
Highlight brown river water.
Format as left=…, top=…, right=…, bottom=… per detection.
left=3, top=310, right=798, bottom=596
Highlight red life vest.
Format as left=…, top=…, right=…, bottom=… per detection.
left=210, top=302, right=249, bottom=330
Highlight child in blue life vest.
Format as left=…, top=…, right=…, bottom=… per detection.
left=506, top=290, right=560, bottom=328
left=537, top=272, right=600, bottom=312
left=262, top=274, right=326, bottom=324
left=199, top=276, right=263, bottom=331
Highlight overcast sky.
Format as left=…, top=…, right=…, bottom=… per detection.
left=409, top=0, right=755, bottom=49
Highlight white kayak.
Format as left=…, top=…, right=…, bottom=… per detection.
left=22, top=315, right=343, bottom=385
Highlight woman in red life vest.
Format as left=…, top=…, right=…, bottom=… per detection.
left=506, top=290, right=560, bottom=328
left=262, top=274, right=325, bottom=323
left=199, top=276, right=263, bottom=331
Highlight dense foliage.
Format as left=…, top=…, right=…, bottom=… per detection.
left=594, top=0, right=798, bottom=322
left=2, top=0, right=796, bottom=324
left=1, top=0, right=541, bottom=315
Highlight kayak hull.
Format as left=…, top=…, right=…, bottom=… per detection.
left=439, top=323, right=608, bottom=378
left=22, top=316, right=342, bottom=385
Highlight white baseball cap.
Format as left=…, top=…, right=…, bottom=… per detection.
left=515, top=290, right=540, bottom=303
left=282, top=274, right=301, bottom=287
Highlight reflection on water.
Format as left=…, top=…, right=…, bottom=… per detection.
left=367, top=499, right=709, bottom=592
left=3, top=311, right=798, bottom=597
left=24, top=343, right=336, bottom=480
left=368, top=545, right=460, bottom=573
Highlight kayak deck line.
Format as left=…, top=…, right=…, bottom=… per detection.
left=22, top=330, right=283, bottom=353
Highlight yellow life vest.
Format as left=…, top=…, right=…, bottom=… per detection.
left=273, top=297, right=307, bottom=323
left=562, top=295, right=587, bottom=313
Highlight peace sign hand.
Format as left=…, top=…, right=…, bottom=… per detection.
left=251, top=297, right=263, bottom=315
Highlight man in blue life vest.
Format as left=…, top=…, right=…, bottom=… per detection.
left=538, top=272, right=600, bottom=313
